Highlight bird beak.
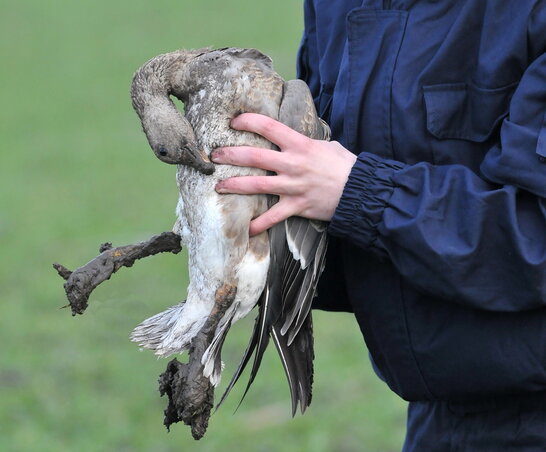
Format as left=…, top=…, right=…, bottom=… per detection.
left=179, top=144, right=215, bottom=175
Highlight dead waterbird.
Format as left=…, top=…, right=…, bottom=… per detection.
left=55, top=47, right=329, bottom=439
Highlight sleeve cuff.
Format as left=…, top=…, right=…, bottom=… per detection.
left=328, top=152, right=405, bottom=250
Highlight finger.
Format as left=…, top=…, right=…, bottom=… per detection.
left=215, top=175, right=292, bottom=196
left=211, top=146, right=288, bottom=172
left=231, top=113, right=308, bottom=149
left=249, top=201, right=295, bottom=236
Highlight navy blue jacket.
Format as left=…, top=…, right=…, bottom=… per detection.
left=300, top=0, right=546, bottom=402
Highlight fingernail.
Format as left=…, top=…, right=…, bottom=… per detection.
left=230, top=117, right=241, bottom=129
left=249, top=224, right=260, bottom=237
left=210, top=148, right=224, bottom=162
left=215, top=181, right=226, bottom=193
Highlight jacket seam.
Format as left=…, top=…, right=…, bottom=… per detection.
left=398, top=276, right=436, bottom=399
left=388, top=11, right=409, bottom=160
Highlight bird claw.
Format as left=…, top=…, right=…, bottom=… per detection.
left=159, top=358, right=214, bottom=440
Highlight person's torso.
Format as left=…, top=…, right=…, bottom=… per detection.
left=303, top=0, right=546, bottom=402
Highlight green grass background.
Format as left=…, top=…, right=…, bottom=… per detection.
left=0, top=1, right=407, bottom=450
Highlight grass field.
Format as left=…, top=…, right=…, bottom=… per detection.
left=0, top=1, right=407, bottom=450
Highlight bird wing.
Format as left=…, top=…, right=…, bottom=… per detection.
left=218, top=79, right=330, bottom=415
left=194, top=47, right=274, bottom=70
left=279, top=77, right=330, bottom=340
left=222, top=47, right=274, bottom=68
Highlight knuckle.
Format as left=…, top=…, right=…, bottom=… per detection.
left=232, top=177, right=246, bottom=190
left=290, top=180, right=306, bottom=195
left=300, top=135, right=313, bottom=147
left=259, top=117, right=276, bottom=136
left=288, top=155, right=306, bottom=175
left=267, top=211, right=282, bottom=225
left=255, top=177, right=271, bottom=192
left=297, top=197, right=311, bottom=213
left=237, top=146, right=259, bottom=166
left=248, top=149, right=266, bottom=167
left=295, top=136, right=314, bottom=158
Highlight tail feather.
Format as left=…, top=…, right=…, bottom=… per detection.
left=217, top=218, right=317, bottom=413
left=130, top=301, right=206, bottom=358
left=215, top=309, right=260, bottom=411
left=271, top=316, right=314, bottom=415
left=202, top=302, right=239, bottom=386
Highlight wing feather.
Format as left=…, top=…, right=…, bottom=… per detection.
left=223, top=75, right=330, bottom=413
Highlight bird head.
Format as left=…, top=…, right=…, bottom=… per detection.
left=141, top=106, right=215, bottom=175
left=131, top=50, right=215, bottom=176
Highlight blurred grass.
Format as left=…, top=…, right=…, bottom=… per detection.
left=0, top=0, right=407, bottom=451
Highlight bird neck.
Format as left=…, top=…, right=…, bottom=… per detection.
left=131, top=50, right=201, bottom=119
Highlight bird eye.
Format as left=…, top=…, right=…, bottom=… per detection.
left=158, top=146, right=168, bottom=157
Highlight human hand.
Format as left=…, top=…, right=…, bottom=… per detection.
left=211, top=113, right=357, bottom=236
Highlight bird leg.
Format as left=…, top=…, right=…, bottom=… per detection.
left=158, top=283, right=237, bottom=440
left=53, top=232, right=183, bottom=315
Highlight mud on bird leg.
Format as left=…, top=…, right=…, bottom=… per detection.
left=53, top=232, right=183, bottom=315
left=158, top=283, right=237, bottom=440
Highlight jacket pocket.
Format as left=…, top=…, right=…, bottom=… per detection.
left=343, top=8, right=408, bottom=156
left=423, top=82, right=517, bottom=143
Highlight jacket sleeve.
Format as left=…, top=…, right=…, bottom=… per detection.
left=329, top=49, right=546, bottom=312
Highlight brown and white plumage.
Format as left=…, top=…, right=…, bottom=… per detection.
left=130, top=48, right=329, bottom=413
